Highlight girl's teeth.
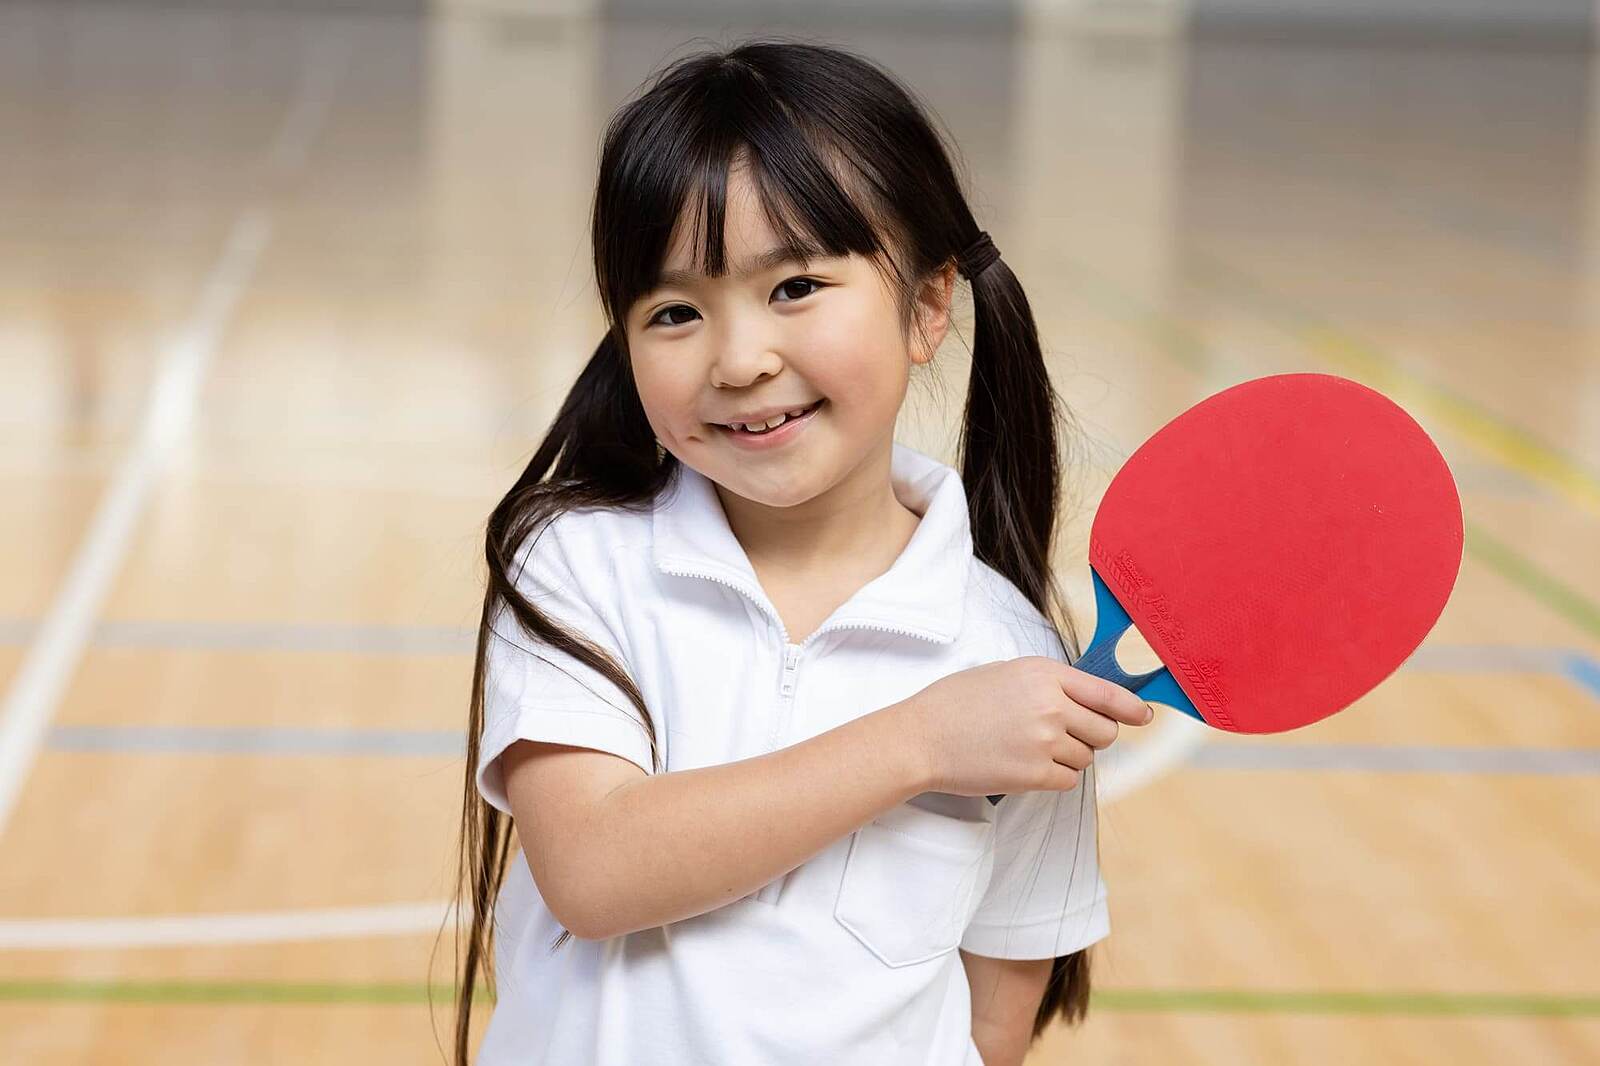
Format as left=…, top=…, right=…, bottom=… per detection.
left=732, top=401, right=819, bottom=433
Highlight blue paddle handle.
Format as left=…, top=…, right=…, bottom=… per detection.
left=987, top=569, right=1202, bottom=805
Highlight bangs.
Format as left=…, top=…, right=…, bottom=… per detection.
left=594, top=61, right=905, bottom=330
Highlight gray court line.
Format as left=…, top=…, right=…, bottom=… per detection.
left=95, top=620, right=476, bottom=655
left=48, top=725, right=464, bottom=757
left=1190, top=744, right=1600, bottom=776
left=0, top=620, right=475, bottom=654
left=0, top=623, right=1587, bottom=670
left=1402, top=644, right=1571, bottom=673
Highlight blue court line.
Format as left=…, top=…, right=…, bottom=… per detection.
left=31, top=640, right=1600, bottom=769
left=1565, top=654, right=1600, bottom=702
left=9, top=634, right=1600, bottom=770
left=39, top=726, right=1600, bottom=776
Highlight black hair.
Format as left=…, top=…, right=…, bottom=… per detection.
left=444, top=36, right=1089, bottom=1064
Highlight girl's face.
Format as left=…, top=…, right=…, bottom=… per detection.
left=623, top=161, right=953, bottom=511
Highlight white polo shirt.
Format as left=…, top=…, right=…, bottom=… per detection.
left=474, top=441, right=1109, bottom=1066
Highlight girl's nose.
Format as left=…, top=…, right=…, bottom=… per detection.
left=709, top=343, right=783, bottom=389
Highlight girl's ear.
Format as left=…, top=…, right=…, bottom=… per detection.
left=909, top=260, right=958, bottom=366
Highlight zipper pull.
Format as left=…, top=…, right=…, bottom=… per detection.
left=779, top=644, right=801, bottom=697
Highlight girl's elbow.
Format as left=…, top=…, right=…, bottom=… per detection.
left=550, top=890, right=613, bottom=941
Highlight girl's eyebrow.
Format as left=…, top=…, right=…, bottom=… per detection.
left=653, top=245, right=822, bottom=290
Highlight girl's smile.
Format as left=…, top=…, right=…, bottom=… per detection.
left=713, top=398, right=826, bottom=450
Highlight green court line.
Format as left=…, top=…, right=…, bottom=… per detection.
left=1466, top=520, right=1600, bottom=641
left=1049, top=260, right=1213, bottom=373
left=2, top=979, right=1596, bottom=1017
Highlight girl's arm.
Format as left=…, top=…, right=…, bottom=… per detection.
left=961, top=950, right=1053, bottom=1066
left=502, top=699, right=932, bottom=941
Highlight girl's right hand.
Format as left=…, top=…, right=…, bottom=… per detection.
left=899, top=656, right=1156, bottom=798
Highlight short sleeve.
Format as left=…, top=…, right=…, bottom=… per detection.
left=959, top=765, right=1109, bottom=959
left=959, top=613, right=1109, bottom=959
left=474, top=514, right=657, bottom=815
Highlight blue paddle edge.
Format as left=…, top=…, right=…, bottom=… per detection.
left=987, top=569, right=1204, bottom=805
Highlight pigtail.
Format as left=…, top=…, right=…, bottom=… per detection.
left=958, top=246, right=1069, bottom=611
left=956, top=238, right=1095, bottom=1037
left=443, top=328, right=673, bottom=1066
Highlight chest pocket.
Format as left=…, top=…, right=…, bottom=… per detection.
left=834, top=798, right=995, bottom=967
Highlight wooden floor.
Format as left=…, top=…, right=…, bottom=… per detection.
left=2, top=3, right=1597, bottom=1063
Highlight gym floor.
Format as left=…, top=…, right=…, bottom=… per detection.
left=1, top=2, right=1596, bottom=1062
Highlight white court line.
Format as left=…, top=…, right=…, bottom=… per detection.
left=0, top=33, right=351, bottom=844
left=0, top=902, right=453, bottom=950
left=0, top=213, right=272, bottom=844
left=266, top=35, right=346, bottom=176
left=0, top=709, right=1205, bottom=949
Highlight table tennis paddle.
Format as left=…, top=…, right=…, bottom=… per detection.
left=989, top=372, right=1463, bottom=804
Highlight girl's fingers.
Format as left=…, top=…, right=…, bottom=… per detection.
left=1051, top=733, right=1096, bottom=772
left=1070, top=708, right=1120, bottom=750
left=1055, top=664, right=1154, bottom=726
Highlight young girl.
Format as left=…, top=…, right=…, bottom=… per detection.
left=450, top=38, right=1152, bottom=1066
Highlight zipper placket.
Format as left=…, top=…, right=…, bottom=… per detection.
left=767, top=615, right=941, bottom=750
left=657, top=560, right=945, bottom=907
left=660, top=562, right=940, bottom=697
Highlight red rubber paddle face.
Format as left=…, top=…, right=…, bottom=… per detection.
left=1089, top=373, right=1464, bottom=734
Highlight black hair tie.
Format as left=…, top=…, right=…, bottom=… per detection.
left=955, top=229, right=1001, bottom=280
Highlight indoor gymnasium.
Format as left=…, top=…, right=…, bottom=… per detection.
left=1, top=1, right=1596, bottom=1062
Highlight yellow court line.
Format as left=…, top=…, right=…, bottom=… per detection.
left=1052, top=254, right=1600, bottom=640
left=1169, top=254, right=1600, bottom=521
left=1304, top=326, right=1600, bottom=520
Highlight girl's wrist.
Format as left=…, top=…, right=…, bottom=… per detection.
left=871, top=697, right=939, bottom=798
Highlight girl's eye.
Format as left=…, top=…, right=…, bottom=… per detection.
left=774, top=277, right=823, bottom=302
left=645, top=277, right=825, bottom=328
left=652, top=305, right=700, bottom=328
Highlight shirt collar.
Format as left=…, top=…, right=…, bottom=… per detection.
left=651, top=441, right=972, bottom=643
